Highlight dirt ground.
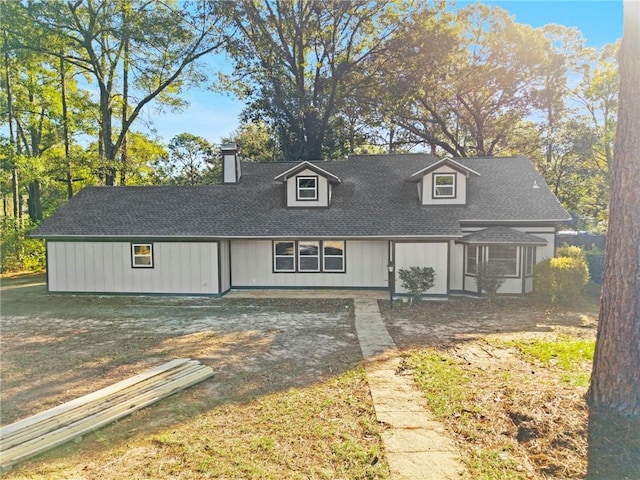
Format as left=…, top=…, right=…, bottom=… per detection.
left=381, top=296, right=601, bottom=478
left=1, top=275, right=604, bottom=478
left=0, top=275, right=360, bottom=426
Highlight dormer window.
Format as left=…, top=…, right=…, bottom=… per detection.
left=409, top=158, right=478, bottom=205
left=274, top=161, right=341, bottom=208
left=433, top=173, right=456, bottom=198
left=297, top=176, right=318, bottom=201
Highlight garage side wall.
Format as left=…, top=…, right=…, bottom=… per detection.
left=47, top=241, right=219, bottom=294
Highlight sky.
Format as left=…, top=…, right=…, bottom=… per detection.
left=145, top=0, right=624, bottom=147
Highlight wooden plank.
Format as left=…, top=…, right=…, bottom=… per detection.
left=0, top=364, right=213, bottom=469
left=1, top=362, right=204, bottom=448
left=0, top=359, right=213, bottom=468
left=0, top=359, right=191, bottom=438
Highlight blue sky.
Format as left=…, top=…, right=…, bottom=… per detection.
left=146, top=1, right=624, bottom=146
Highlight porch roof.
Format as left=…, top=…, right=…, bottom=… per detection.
left=457, top=226, right=548, bottom=245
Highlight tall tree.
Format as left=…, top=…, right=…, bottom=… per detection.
left=222, top=121, right=277, bottom=162
left=382, top=4, right=550, bottom=157
left=155, top=133, right=216, bottom=186
left=225, top=0, right=428, bottom=161
left=587, top=1, right=640, bottom=476
left=7, top=0, right=226, bottom=185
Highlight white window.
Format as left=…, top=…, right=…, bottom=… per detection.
left=274, top=241, right=295, bottom=272
left=465, top=245, right=478, bottom=275
left=487, top=245, right=518, bottom=276
left=273, top=240, right=346, bottom=273
left=524, top=246, right=535, bottom=277
left=323, top=241, right=345, bottom=272
left=296, top=176, right=318, bottom=200
left=298, top=241, right=320, bottom=272
left=433, top=173, right=456, bottom=198
left=132, top=244, right=153, bottom=268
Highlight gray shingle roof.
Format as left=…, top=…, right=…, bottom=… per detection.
left=32, top=154, right=570, bottom=239
left=458, top=226, right=547, bottom=245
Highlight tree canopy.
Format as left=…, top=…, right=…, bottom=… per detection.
left=1, top=0, right=620, bottom=255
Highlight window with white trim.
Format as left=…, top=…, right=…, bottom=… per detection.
left=433, top=173, right=456, bottom=198
left=296, top=176, right=318, bottom=200
left=466, top=245, right=520, bottom=277
left=132, top=243, right=153, bottom=268
left=273, top=240, right=346, bottom=273
left=465, top=245, right=478, bottom=275
left=323, top=241, right=345, bottom=272
left=524, top=246, right=535, bottom=277
left=274, top=241, right=296, bottom=272
left=487, top=245, right=518, bottom=276
left=298, top=241, right=320, bottom=272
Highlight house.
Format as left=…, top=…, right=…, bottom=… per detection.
left=32, top=145, right=571, bottom=297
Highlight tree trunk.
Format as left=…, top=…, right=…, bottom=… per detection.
left=587, top=1, right=640, bottom=476
left=27, top=181, right=42, bottom=221
left=4, top=30, right=19, bottom=220
left=60, top=55, right=73, bottom=199
left=120, top=0, right=129, bottom=186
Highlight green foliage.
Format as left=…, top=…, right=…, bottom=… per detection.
left=585, top=247, right=605, bottom=284
left=405, top=350, right=477, bottom=418
left=398, top=266, right=436, bottom=305
left=226, top=0, right=423, bottom=160
left=222, top=121, right=277, bottom=162
left=476, top=261, right=507, bottom=303
left=0, top=218, right=46, bottom=273
left=533, top=250, right=589, bottom=304
left=504, top=334, right=595, bottom=386
left=555, top=244, right=587, bottom=260
left=154, top=133, right=217, bottom=185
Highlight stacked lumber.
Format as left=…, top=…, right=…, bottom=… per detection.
left=0, top=358, right=214, bottom=470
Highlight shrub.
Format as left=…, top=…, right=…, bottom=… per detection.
left=555, top=244, right=587, bottom=261
left=476, top=261, right=507, bottom=303
left=585, top=248, right=605, bottom=284
left=534, top=254, right=589, bottom=304
left=398, top=266, right=436, bottom=306
left=0, top=218, right=46, bottom=273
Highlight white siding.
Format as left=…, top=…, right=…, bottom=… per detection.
left=219, top=239, right=231, bottom=293
left=394, top=242, right=449, bottom=295
left=449, top=240, right=464, bottom=291
left=230, top=239, right=388, bottom=288
left=285, top=168, right=330, bottom=207
left=420, top=166, right=467, bottom=205
left=47, top=241, right=219, bottom=294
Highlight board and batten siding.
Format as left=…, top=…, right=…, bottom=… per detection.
left=394, top=242, right=449, bottom=295
left=230, top=239, right=388, bottom=288
left=47, top=241, right=220, bottom=294
left=449, top=240, right=465, bottom=291
left=218, top=239, right=231, bottom=293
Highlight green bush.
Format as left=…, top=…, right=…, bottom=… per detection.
left=555, top=244, right=587, bottom=260
left=476, top=261, right=507, bottom=303
left=398, top=266, right=436, bottom=306
left=534, top=253, right=589, bottom=304
left=0, top=218, right=46, bottom=273
left=585, top=248, right=605, bottom=284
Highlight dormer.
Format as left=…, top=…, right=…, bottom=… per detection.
left=274, top=161, right=341, bottom=208
left=408, top=157, right=480, bottom=205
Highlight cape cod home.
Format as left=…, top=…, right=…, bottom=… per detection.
left=32, top=144, right=571, bottom=297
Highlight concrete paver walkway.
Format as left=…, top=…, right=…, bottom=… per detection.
left=354, top=297, right=467, bottom=480
left=227, top=289, right=467, bottom=478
